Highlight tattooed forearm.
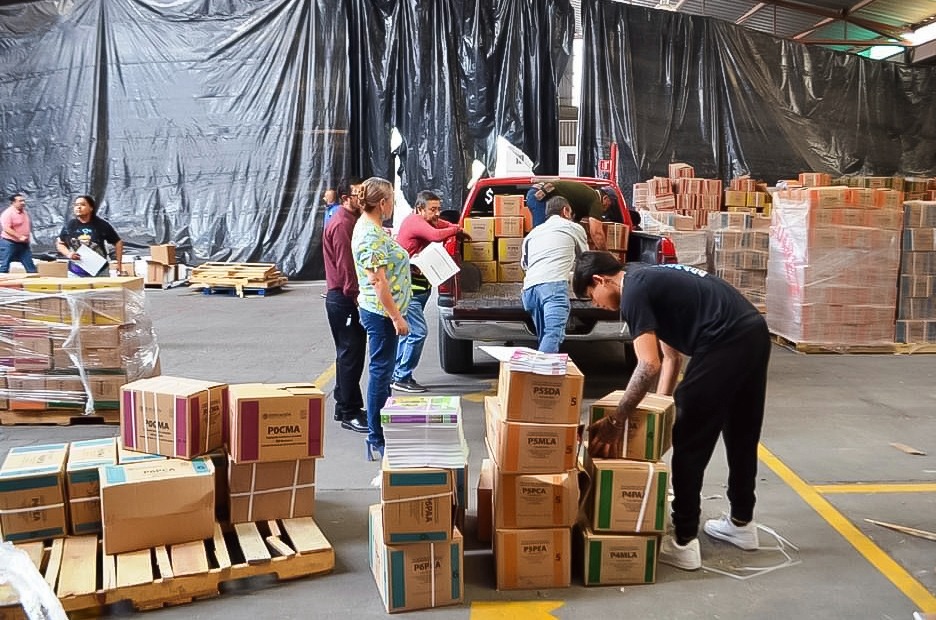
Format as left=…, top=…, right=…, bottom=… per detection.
left=614, top=360, right=660, bottom=422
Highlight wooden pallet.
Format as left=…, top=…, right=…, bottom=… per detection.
left=195, top=284, right=284, bottom=297
left=771, top=333, right=903, bottom=354
left=15, top=518, right=334, bottom=614
left=895, top=342, right=936, bottom=354
left=190, top=262, right=287, bottom=287
left=0, top=409, right=118, bottom=426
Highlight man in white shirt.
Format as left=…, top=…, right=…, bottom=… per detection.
left=520, top=196, right=589, bottom=353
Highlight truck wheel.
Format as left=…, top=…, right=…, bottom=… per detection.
left=439, top=317, right=474, bottom=374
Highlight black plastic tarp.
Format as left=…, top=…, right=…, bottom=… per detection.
left=579, top=1, right=936, bottom=204
left=348, top=0, right=572, bottom=211
left=0, top=0, right=572, bottom=278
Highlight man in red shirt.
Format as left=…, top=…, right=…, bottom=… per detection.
left=323, top=181, right=367, bottom=433
left=0, top=193, right=37, bottom=273
left=391, top=191, right=468, bottom=392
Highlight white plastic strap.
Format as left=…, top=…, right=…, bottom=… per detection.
left=290, top=460, right=300, bottom=517
left=129, top=389, right=138, bottom=448
left=247, top=463, right=257, bottom=522
left=701, top=523, right=801, bottom=580
left=68, top=496, right=101, bottom=504
left=634, top=461, right=655, bottom=532
left=144, top=390, right=153, bottom=453
left=380, top=491, right=452, bottom=505
left=0, top=502, right=65, bottom=515
left=622, top=417, right=630, bottom=456
left=204, top=389, right=213, bottom=453
left=429, top=542, right=436, bottom=608
left=229, top=483, right=315, bottom=498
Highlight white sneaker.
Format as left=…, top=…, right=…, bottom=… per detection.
left=658, top=536, right=701, bottom=571
left=703, top=514, right=760, bottom=550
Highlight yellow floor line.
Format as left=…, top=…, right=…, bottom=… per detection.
left=313, top=363, right=336, bottom=389
left=815, top=483, right=936, bottom=494
left=759, top=444, right=936, bottom=613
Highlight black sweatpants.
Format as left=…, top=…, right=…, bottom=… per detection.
left=325, top=289, right=366, bottom=420
left=670, top=315, right=771, bottom=542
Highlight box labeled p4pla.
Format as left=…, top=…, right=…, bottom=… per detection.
left=497, top=360, right=583, bottom=424
left=584, top=456, right=669, bottom=534
left=0, top=443, right=68, bottom=543
left=589, top=392, right=675, bottom=461
left=227, top=383, right=325, bottom=464
left=120, top=376, right=227, bottom=459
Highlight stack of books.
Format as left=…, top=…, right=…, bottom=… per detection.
left=380, top=396, right=469, bottom=468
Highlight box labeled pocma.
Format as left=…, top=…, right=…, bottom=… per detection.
left=120, top=376, right=227, bottom=459
left=380, top=460, right=454, bottom=544
left=589, top=392, right=675, bottom=461
left=0, top=444, right=68, bottom=543
left=578, top=527, right=658, bottom=585
left=66, top=437, right=118, bottom=535
left=497, top=361, right=584, bottom=424
left=494, top=527, right=571, bottom=590
left=485, top=397, right=577, bottom=474
left=584, top=457, right=669, bottom=534
left=228, top=457, right=315, bottom=524
left=369, top=504, right=464, bottom=613
left=100, top=457, right=215, bottom=555
left=227, top=383, right=325, bottom=464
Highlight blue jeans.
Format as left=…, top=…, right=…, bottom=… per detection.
left=522, top=281, right=571, bottom=353
left=0, top=239, right=36, bottom=273
left=393, top=290, right=429, bottom=383
left=359, top=307, right=400, bottom=454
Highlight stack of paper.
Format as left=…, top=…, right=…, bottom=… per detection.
left=507, top=350, right=569, bottom=376
left=380, top=396, right=469, bottom=468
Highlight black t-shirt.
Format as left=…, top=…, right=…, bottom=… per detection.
left=58, top=216, right=121, bottom=276
left=620, top=264, right=760, bottom=355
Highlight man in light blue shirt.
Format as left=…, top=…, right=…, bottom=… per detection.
left=520, top=196, right=589, bottom=353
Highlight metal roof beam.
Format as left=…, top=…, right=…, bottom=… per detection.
left=762, top=0, right=910, bottom=42
left=799, top=38, right=910, bottom=46
left=736, top=3, right=766, bottom=25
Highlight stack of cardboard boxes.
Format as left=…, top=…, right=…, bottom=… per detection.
left=708, top=212, right=770, bottom=312
left=724, top=176, right=772, bottom=217
left=484, top=359, right=583, bottom=590
left=369, top=395, right=466, bottom=613
left=463, top=196, right=526, bottom=284
left=578, top=392, right=675, bottom=586
left=0, top=276, right=159, bottom=417
left=767, top=186, right=904, bottom=346
left=145, top=244, right=178, bottom=287
left=673, top=176, right=723, bottom=230
left=0, top=376, right=326, bottom=556
left=896, top=201, right=936, bottom=344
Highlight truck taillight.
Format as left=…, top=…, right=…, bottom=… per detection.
left=658, top=236, right=678, bottom=264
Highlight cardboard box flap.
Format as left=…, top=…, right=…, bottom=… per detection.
left=0, top=444, right=69, bottom=477
left=101, top=456, right=214, bottom=487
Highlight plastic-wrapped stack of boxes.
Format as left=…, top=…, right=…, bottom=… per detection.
left=369, top=395, right=466, bottom=613
left=579, top=392, right=675, bottom=586
left=674, top=176, right=723, bottom=230
left=0, top=277, right=159, bottom=419
left=896, top=201, right=936, bottom=345
left=708, top=212, right=770, bottom=312
left=767, top=186, right=904, bottom=346
left=484, top=360, right=583, bottom=590
left=463, top=195, right=525, bottom=284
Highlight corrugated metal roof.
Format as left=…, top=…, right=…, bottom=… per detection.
left=571, top=0, right=936, bottom=60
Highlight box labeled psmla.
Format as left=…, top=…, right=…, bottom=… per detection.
left=100, top=457, right=215, bottom=555
left=67, top=437, right=118, bottom=535
left=120, top=376, right=228, bottom=459
left=369, top=504, right=464, bottom=613
left=497, top=360, right=584, bottom=424
left=227, top=383, right=325, bottom=464
left=484, top=397, right=577, bottom=474
left=0, top=443, right=68, bottom=543
left=584, top=456, right=669, bottom=534
left=380, top=458, right=454, bottom=544
left=589, top=392, right=675, bottom=461
left=578, top=527, right=658, bottom=585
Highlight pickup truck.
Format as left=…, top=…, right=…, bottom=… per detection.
left=436, top=176, right=678, bottom=374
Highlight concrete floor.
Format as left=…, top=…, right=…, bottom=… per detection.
left=1, top=281, right=935, bottom=619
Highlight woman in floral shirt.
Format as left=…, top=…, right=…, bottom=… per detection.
left=352, top=177, right=412, bottom=459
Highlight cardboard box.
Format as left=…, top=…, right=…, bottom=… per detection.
left=145, top=261, right=175, bottom=286
left=494, top=217, right=524, bottom=238
left=578, top=527, right=658, bottom=586
left=117, top=444, right=167, bottom=464
left=410, top=242, right=459, bottom=287
left=66, top=437, right=118, bottom=535
left=584, top=457, right=669, bottom=533
left=494, top=526, right=571, bottom=590
left=470, top=260, right=497, bottom=283
left=463, top=217, right=494, bottom=242
left=227, top=383, right=325, bottom=464
left=369, top=504, right=464, bottom=613
left=497, top=360, right=584, bottom=424
left=149, top=244, right=177, bottom=265
left=0, top=444, right=68, bottom=542
left=588, top=392, right=675, bottom=461
left=496, top=237, right=523, bottom=263
left=0, top=583, right=28, bottom=620
left=477, top=458, right=494, bottom=543
left=380, top=460, right=454, bottom=543
left=493, top=195, right=524, bottom=217
left=493, top=461, right=578, bottom=529
left=484, top=397, right=577, bottom=473
left=121, top=376, right=228, bottom=459
left=463, top=241, right=494, bottom=262
left=496, top=262, right=524, bottom=283
left=100, top=457, right=215, bottom=554
left=228, top=456, right=315, bottom=524
left=35, top=261, right=69, bottom=277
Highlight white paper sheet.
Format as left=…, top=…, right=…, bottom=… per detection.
left=75, top=244, right=108, bottom=276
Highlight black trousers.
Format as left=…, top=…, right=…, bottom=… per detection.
left=670, top=315, right=771, bottom=542
left=325, top=289, right=366, bottom=420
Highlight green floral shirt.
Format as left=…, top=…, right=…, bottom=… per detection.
left=351, top=218, right=411, bottom=317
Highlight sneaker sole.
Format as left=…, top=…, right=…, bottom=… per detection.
left=341, top=421, right=369, bottom=434
left=391, top=384, right=426, bottom=393
left=703, top=524, right=759, bottom=550
left=658, top=556, right=701, bottom=571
